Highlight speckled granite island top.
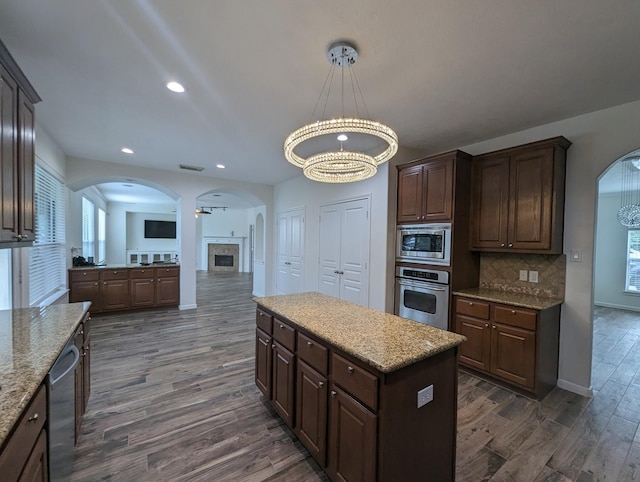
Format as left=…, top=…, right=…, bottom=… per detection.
left=254, top=292, right=466, bottom=374
left=0, top=302, right=90, bottom=448
left=452, top=287, right=563, bottom=310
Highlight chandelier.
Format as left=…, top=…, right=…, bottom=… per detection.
left=618, top=156, right=640, bottom=227
left=284, top=41, right=398, bottom=183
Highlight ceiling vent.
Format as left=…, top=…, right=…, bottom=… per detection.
left=179, top=164, right=205, bottom=172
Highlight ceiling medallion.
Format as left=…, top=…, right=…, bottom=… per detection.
left=284, top=41, right=398, bottom=183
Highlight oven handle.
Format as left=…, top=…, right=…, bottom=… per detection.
left=396, top=278, right=449, bottom=291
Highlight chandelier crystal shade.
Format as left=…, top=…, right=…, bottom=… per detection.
left=284, top=42, right=398, bottom=183
left=618, top=156, right=640, bottom=227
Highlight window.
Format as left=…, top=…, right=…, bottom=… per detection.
left=82, top=197, right=95, bottom=259
left=29, top=164, right=66, bottom=306
left=98, top=208, right=106, bottom=264
left=0, top=250, right=11, bottom=310
left=626, top=230, right=640, bottom=291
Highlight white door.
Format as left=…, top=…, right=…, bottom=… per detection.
left=318, top=198, right=370, bottom=307
left=276, top=208, right=305, bottom=295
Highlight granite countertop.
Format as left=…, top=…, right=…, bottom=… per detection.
left=69, top=263, right=178, bottom=270
left=0, top=302, right=90, bottom=448
left=452, top=287, right=563, bottom=310
left=254, top=292, right=466, bottom=374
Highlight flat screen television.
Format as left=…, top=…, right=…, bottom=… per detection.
left=144, top=220, right=176, bottom=239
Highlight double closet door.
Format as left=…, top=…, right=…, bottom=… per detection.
left=318, top=198, right=370, bottom=307
left=276, top=208, right=304, bottom=295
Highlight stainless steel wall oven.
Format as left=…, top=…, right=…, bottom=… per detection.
left=394, top=266, right=450, bottom=330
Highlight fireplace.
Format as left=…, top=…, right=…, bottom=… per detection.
left=208, top=243, right=239, bottom=272
left=215, top=254, right=234, bottom=267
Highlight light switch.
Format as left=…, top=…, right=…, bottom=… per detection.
left=571, top=250, right=582, bottom=262
left=529, top=271, right=539, bottom=283
left=519, top=270, right=528, bottom=281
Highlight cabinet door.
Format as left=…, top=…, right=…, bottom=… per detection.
left=456, top=314, right=491, bottom=372
left=296, top=361, right=328, bottom=466
left=83, top=332, right=91, bottom=412
left=17, top=90, right=35, bottom=241
left=328, top=385, right=377, bottom=482
left=491, top=323, right=536, bottom=389
left=272, top=342, right=295, bottom=428
left=130, top=278, right=155, bottom=307
left=255, top=328, right=272, bottom=399
left=470, top=155, right=510, bottom=249
left=508, top=147, right=554, bottom=250
left=423, top=159, right=453, bottom=222
left=74, top=325, right=84, bottom=444
left=397, top=165, right=423, bottom=223
left=0, top=65, right=18, bottom=242
left=18, top=429, right=47, bottom=482
left=156, top=276, right=179, bottom=305
left=102, top=280, right=129, bottom=311
left=69, top=281, right=102, bottom=312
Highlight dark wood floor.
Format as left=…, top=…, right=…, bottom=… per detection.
left=71, top=274, right=640, bottom=481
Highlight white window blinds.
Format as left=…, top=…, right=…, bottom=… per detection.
left=626, top=230, right=640, bottom=291
left=98, top=207, right=106, bottom=264
left=29, top=164, right=66, bottom=306
left=82, top=197, right=95, bottom=259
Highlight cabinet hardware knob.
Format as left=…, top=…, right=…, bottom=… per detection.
left=265, top=338, right=270, bottom=343
left=511, top=310, right=516, bottom=315
left=88, top=317, right=91, bottom=320
left=485, top=323, right=489, bottom=328
left=103, top=282, right=107, bottom=285
left=508, top=243, right=513, bottom=248
left=501, top=243, right=505, bottom=247
left=307, top=341, right=312, bottom=347
left=493, top=325, right=496, bottom=329
left=272, top=344, right=275, bottom=349
left=82, top=272, right=87, bottom=276
left=94, top=283, right=98, bottom=286
left=80, top=330, right=84, bottom=335
left=13, top=234, right=22, bottom=240
left=113, top=271, right=118, bottom=274
left=469, top=302, right=474, bottom=306
left=347, top=366, right=354, bottom=374
left=331, top=390, right=337, bottom=397
left=27, top=413, right=38, bottom=422
left=318, top=381, right=324, bottom=387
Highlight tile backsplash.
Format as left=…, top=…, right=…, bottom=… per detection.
left=479, top=253, right=566, bottom=299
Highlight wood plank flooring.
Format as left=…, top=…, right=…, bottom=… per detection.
left=71, top=275, right=640, bottom=481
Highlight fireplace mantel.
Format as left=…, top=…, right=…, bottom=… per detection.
left=201, top=236, right=246, bottom=271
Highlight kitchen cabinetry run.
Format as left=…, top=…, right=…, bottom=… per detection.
left=454, top=296, right=560, bottom=398
left=397, top=154, right=455, bottom=223
left=255, top=296, right=461, bottom=482
left=469, top=136, right=571, bottom=253
left=0, top=40, right=40, bottom=246
left=69, top=266, right=180, bottom=313
left=0, top=384, right=48, bottom=482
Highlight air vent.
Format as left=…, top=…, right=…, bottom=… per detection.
left=179, top=164, right=205, bottom=172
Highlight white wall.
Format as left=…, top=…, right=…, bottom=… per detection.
left=594, top=192, right=640, bottom=311
left=273, top=147, right=425, bottom=312
left=456, top=99, right=640, bottom=396
left=197, top=208, right=253, bottom=272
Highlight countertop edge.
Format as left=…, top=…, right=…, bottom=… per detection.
left=452, top=289, right=564, bottom=310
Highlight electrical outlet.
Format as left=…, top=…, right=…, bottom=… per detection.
left=529, top=270, right=539, bottom=283
left=519, top=270, right=528, bottom=281
left=417, top=384, right=434, bottom=408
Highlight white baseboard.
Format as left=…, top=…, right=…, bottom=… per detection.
left=252, top=290, right=265, bottom=297
left=557, top=378, right=593, bottom=398
left=179, top=303, right=197, bottom=310
left=594, top=301, right=640, bottom=313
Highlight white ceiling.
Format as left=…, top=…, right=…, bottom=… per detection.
left=2, top=1, right=640, bottom=192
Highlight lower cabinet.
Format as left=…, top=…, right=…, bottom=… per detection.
left=74, top=314, right=91, bottom=444
left=0, top=384, right=48, bottom=482
left=69, top=266, right=180, bottom=313
left=455, top=296, right=560, bottom=398
left=255, top=305, right=458, bottom=481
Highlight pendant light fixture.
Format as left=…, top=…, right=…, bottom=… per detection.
left=618, top=156, right=640, bottom=227
left=284, top=41, right=398, bottom=183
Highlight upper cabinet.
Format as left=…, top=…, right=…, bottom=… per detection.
left=397, top=152, right=462, bottom=223
left=469, top=137, right=571, bottom=254
left=0, top=39, right=40, bottom=246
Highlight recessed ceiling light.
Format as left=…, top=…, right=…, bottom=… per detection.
left=121, top=147, right=134, bottom=154
left=216, top=164, right=225, bottom=169
left=337, top=134, right=348, bottom=142
left=166, top=81, right=185, bottom=93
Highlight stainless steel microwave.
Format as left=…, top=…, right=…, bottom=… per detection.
left=396, top=223, right=451, bottom=265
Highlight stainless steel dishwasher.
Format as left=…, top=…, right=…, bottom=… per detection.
left=47, top=337, right=80, bottom=481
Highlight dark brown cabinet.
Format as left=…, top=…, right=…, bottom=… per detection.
left=455, top=296, right=560, bottom=398
left=74, top=315, right=91, bottom=445
left=272, top=342, right=296, bottom=427
left=69, top=266, right=180, bottom=313
left=470, top=137, right=571, bottom=253
left=0, top=40, right=40, bottom=246
left=295, top=359, right=328, bottom=466
left=255, top=328, right=272, bottom=398
left=0, top=384, right=47, bottom=482
left=397, top=155, right=454, bottom=223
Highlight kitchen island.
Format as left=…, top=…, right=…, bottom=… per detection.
left=254, top=292, right=466, bottom=482
left=0, top=302, right=91, bottom=480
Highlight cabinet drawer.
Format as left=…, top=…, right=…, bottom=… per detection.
left=298, top=332, right=328, bottom=375
left=332, top=353, right=378, bottom=411
left=0, top=384, right=47, bottom=481
left=273, top=318, right=296, bottom=351
left=156, top=266, right=179, bottom=277
left=102, top=269, right=129, bottom=280
left=493, top=305, right=537, bottom=330
left=256, top=309, right=273, bottom=335
left=456, top=297, right=490, bottom=319
left=130, top=268, right=154, bottom=279
left=70, top=270, right=99, bottom=282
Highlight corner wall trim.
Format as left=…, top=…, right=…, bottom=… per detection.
left=557, top=379, right=593, bottom=398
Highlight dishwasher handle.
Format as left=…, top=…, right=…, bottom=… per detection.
left=49, top=344, right=80, bottom=388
